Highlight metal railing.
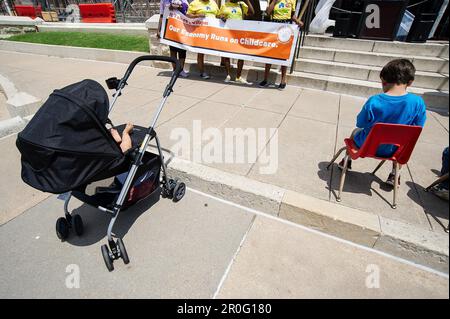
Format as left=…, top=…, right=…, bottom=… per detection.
left=290, top=0, right=317, bottom=74
left=3, top=0, right=160, bottom=22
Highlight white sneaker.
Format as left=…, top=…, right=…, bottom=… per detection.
left=235, top=77, right=251, bottom=85
left=224, top=75, right=231, bottom=83
left=180, top=70, right=189, bottom=78
left=200, top=72, right=210, bottom=80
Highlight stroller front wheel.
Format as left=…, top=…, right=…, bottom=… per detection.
left=56, top=217, right=70, bottom=241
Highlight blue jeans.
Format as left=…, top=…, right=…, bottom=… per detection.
left=440, top=147, right=449, bottom=190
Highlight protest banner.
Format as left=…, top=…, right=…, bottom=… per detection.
left=159, top=8, right=299, bottom=66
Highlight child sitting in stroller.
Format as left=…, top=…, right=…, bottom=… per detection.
left=109, top=123, right=134, bottom=153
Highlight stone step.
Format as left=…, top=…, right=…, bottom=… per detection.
left=295, top=58, right=449, bottom=91
left=304, top=34, right=449, bottom=58
left=299, top=46, right=449, bottom=73
left=182, top=59, right=449, bottom=111
left=187, top=46, right=449, bottom=75
left=185, top=51, right=449, bottom=90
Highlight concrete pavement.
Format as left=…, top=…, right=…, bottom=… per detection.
left=0, top=50, right=448, bottom=274
left=0, top=187, right=447, bottom=298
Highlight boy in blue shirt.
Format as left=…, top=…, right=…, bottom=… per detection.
left=338, top=59, right=427, bottom=186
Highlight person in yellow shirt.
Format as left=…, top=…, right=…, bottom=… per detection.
left=187, top=0, right=220, bottom=79
left=218, top=0, right=254, bottom=84
left=259, top=0, right=303, bottom=90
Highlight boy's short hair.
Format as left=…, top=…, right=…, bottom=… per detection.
left=380, top=59, right=416, bottom=85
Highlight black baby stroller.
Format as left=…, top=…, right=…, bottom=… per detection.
left=16, top=56, right=186, bottom=271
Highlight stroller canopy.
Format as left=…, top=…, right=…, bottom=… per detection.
left=17, top=79, right=129, bottom=194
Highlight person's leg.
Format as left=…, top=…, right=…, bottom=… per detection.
left=119, top=123, right=134, bottom=153
left=338, top=128, right=362, bottom=170
left=386, top=162, right=403, bottom=187
left=259, top=64, right=271, bottom=87
left=235, top=60, right=250, bottom=84
left=236, top=60, right=244, bottom=79
left=178, top=49, right=188, bottom=77
left=197, top=53, right=204, bottom=73
left=169, top=47, right=177, bottom=70
left=223, top=57, right=232, bottom=82
left=279, top=66, right=287, bottom=89
left=198, top=53, right=209, bottom=79
left=441, top=147, right=449, bottom=189
left=430, top=147, right=450, bottom=201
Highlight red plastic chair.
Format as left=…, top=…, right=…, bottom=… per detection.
left=327, top=123, right=423, bottom=209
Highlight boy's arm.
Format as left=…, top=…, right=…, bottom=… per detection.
left=413, top=99, right=427, bottom=127
left=356, top=99, right=374, bottom=129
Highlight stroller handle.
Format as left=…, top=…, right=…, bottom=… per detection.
left=121, top=55, right=182, bottom=97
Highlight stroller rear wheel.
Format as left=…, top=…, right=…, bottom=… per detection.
left=117, top=238, right=130, bottom=264
left=72, top=214, right=84, bottom=236
left=101, top=244, right=114, bottom=271
left=56, top=217, right=70, bottom=240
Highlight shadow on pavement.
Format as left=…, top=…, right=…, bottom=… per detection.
left=317, top=161, right=395, bottom=207
left=156, top=70, right=283, bottom=90
left=66, top=191, right=160, bottom=247
left=405, top=180, right=449, bottom=231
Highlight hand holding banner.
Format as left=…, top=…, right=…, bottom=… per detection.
left=159, top=8, right=299, bottom=66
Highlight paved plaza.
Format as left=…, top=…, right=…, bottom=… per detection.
left=2, top=51, right=447, bottom=232
left=0, top=51, right=448, bottom=298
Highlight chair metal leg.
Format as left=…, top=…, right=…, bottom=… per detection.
left=392, top=161, right=399, bottom=209
left=372, top=160, right=386, bottom=175
left=327, top=146, right=346, bottom=170
left=337, top=154, right=349, bottom=202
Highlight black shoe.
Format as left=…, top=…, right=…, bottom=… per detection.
left=258, top=80, right=268, bottom=88
left=278, top=83, right=286, bottom=90
left=385, top=173, right=401, bottom=187
left=337, top=158, right=352, bottom=170
left=430, top=185, right=449, bottom=201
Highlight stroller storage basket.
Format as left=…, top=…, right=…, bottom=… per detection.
left=71, top=151, right=161, bottom=210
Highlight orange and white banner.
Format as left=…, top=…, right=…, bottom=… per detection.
left=160, top=9, right=299, bottom=66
